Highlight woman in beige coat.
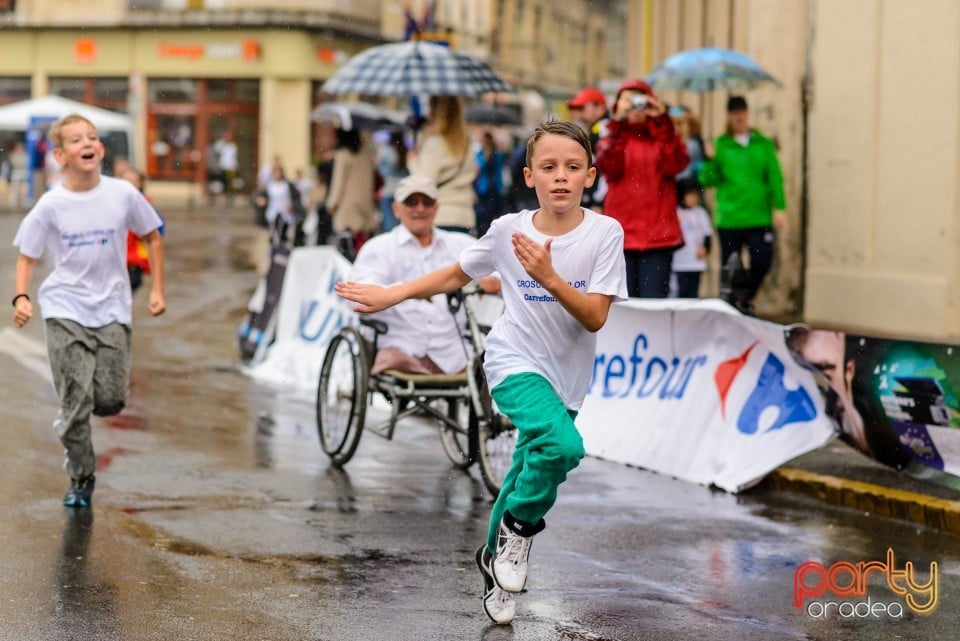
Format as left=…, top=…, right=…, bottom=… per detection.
left=408, top=95, right=478, bottom=233
left=326, top=128, right=377, bottom=246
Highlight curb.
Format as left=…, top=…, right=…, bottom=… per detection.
left=764, top=467, right=960, bottom=535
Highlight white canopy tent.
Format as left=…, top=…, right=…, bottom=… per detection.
left=0, top=95, right=132, bottom=132
left=0, top=95, right=136, bottom=168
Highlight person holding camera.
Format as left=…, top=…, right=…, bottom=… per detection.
left=595, top=79, right=690, bottom=297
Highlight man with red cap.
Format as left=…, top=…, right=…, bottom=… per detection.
left=595, top=79, right=690, bottom=298
left=566, top=87, right=610, bottom=212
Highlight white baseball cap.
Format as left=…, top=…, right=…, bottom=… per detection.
left=394, top=174, right=439, bottom=203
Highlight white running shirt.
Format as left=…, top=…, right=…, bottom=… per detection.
left=459, top=209, right=627, bottom=410
left=13, top=176, right=163, bottom=327
left=351, top=225, right=480, bottom=374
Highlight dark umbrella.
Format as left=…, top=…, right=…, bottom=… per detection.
left=465, top=103, right=522, bottom=126
left=310, top=101, right=407, bottom=131
left=321, top=41, right=512, bottom=98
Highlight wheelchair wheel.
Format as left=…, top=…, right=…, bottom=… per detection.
left=470, top=360, right=517, bottom=496
left=437, top=397, right=473, bottom=469
left=316, top=327, right=368, bottom=466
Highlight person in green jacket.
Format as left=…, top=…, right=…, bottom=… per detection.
left=698, top=95, right=785, bottom=314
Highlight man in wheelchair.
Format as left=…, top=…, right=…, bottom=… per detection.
left=350, top=174, right=500, bottom=376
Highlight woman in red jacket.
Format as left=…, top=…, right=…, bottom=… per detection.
left=595, top=79, right=690, bottom=297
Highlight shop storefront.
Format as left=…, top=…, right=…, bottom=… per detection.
left=0, top=28, right=368, bottom=193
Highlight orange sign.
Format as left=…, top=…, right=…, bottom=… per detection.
left=317, top=48, right=337, bottom=64
left=156, top=40, right=260, bottom=61
left=74, top=38, right=96, bottom=64
left=242, top=40, right=260, bottom=61
left=157, top=42, right=205, bottom=60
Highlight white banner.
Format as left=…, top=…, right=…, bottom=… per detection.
left=245, top=257, right=835, bottom=492
left=578, top=299, right=836, bottom=492
left=247, top=247, right=356, bottom=391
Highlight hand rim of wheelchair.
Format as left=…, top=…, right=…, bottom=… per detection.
left=316, top=326, right=368, bottom=466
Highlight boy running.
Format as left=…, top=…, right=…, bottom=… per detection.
left=336, top=120, right=627, bottom=625
left=11, top=114, right=166, bottom=508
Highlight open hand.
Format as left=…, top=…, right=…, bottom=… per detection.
left=335, top=281, right=396, bottom=313
left=643, top=93, right=667, bottom=117
left=512, top=233, right=556, bottom=286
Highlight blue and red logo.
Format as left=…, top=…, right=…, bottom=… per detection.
left=715, top=342, right=817, bottom=434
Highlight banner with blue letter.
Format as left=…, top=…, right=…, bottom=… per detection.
left=578, top=299, right=837, bottom=492
left=247, top=247, right=356, bottom=390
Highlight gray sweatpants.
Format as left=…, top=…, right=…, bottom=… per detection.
left=46, top=319, right=131, bottom=480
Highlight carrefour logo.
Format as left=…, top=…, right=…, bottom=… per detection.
left=715, top=342, right=817, bottom=434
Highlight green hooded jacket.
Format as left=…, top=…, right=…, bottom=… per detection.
left=698, top=130, right=785, bottom=229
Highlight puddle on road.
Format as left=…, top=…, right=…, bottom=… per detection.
left=120, top=512, right=228, bottom=560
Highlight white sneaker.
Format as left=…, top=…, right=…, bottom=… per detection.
left=477, top=546, right=515, bottom=625
left=491, top=518, right=535, bottom=593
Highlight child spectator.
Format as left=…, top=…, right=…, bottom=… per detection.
left=11, top=114, right=165, bottom=508
left=671, top=178, right=713, bottom=298
left=120, top=168, right=163, bottom=294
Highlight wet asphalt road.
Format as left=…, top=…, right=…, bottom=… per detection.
left=1, top=204, right=959, bottom=641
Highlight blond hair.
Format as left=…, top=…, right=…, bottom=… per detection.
left=49, top=114, right=97, bottom=149
left=426, top=95, right=469, bottom=157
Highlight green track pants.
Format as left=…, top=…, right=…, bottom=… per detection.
left=486, top=372, right=584, bottom=552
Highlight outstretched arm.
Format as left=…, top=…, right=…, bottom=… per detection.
left=335, top=262, right=472, bottom=313
left=512, top=233, right=613, bottom=332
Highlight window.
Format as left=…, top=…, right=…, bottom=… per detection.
left=50, top=77, right=129, bottom=112
left=207, top=78, right=259, bottom=103
left=0, top=77, right=30, bottom=105
left=94, top=78, right=129, bottom=103
left=49, top=78, right=87, bottom=102
left=149, top=78, right=198, bottom=103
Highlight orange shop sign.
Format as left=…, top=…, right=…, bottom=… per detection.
left=157, top=40, right=260, bottom=61
left=74, top=38, right=97, bottom=64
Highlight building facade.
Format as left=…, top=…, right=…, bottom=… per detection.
left=3, top=1, right=948, bottom=339
left=806, top=0, right=960, bottom=340
left=0, top=1, right=383, bottom=190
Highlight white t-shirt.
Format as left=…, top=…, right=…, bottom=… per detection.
left=219, top=141, right=238, bottom=171
left=672, top=205, right=713, bottom=272
left=13, top=176, right=163, bottom=327
left=459, top=209, right=628, bottom=410
left=265, top=179, right=293, bottom=225
left=351, top=225, right=479, bottom=374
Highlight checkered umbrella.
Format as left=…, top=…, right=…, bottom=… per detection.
left=322, top=41, right=512, bottom=98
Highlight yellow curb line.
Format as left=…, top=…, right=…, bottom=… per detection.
left=767, top=467, right=960, bottom=534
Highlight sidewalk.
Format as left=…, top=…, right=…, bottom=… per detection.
left=763, top=438, right=960, bottom=534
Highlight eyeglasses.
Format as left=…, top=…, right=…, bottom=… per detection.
left=402, top=195, right=436, bottom=208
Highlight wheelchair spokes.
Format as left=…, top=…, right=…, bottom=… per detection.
left=316, top=328, right=367, bottom=465
left=436, top=397, right=472, bottom=469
